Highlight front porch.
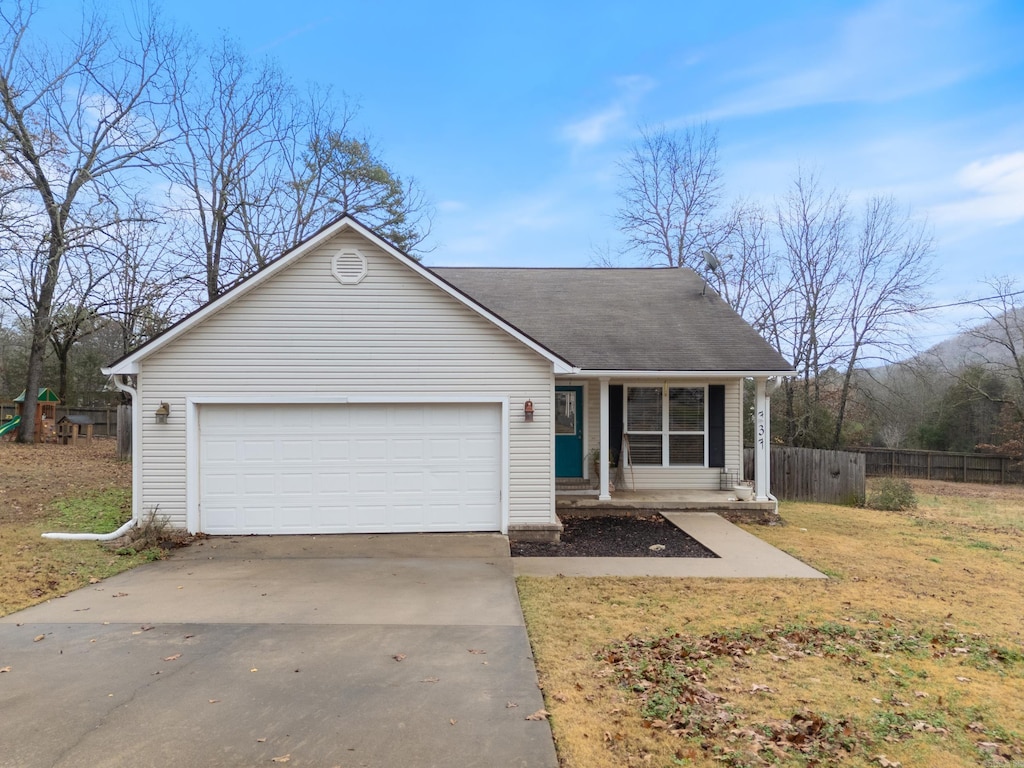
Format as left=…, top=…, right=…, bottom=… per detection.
left=555, top=377, right=779, bottom=507
left=556, top=488, right=778, bottom=522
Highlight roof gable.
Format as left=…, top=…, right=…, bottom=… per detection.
left=103, top=217, right=574, bottom=376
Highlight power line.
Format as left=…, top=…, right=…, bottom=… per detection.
left=918, top=289, right=1024, bottom=313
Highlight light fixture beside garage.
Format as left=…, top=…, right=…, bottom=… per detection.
left=155, top=402, right=170, bottom=424
left=524, top=400, right=534, bottom=422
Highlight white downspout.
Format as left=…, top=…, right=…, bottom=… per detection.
left=42, top=375, right=139, bottom=541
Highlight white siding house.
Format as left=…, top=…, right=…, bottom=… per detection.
left=105, top=216, right=793, bottom=541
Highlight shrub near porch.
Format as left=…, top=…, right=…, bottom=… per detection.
left=518, top=479, right=1024, bottom=768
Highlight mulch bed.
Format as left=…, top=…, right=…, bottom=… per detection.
left=511, top=514, right=718, bottom=558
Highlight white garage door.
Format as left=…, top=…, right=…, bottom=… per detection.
left=198, top=403, right=502, bottom=535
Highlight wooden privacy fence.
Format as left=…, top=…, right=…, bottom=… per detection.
left=745, top=446, right=866, bottom=504
left=861, top=447, right=1024, bottom=484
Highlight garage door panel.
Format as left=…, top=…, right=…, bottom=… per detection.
left=391, top=438, right=426, bottom=461
left=279, top=505, right=314, bottom=529
left=241, top=506, right=275, bottom=529
left=241, top=473, right=275, bottom=495
left=318, top=472, right=351, bottom=493
left=354, top=472, right=388, bottom=494
left=280, top=440, right=314, bottom=462
left=203, top=473, right=238, bottom=496
left=464, top=470, right=500, bottom=492
left=317, top=408, right=351, bottom=429
left=354, top=438, right=388, bottom=461
left=392, top=471, right=426, bottom=493
left=203, top=439, right=238, bottom=462
left=350, top=407, right=386, bottom=429
left=280, top=473, right=313, bottom=495
left=241, top=439, right=275, bottom=461
left=199, top=403, right=502, bottom=535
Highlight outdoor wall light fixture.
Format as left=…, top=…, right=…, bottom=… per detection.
left=155, top=402, right=170, bottom=424
left=524, top=400, right=534, bottom=422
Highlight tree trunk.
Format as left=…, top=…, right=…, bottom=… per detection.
left=18, top=329, right=46, bottom=443
left=19, top=236, right=64, bottom=443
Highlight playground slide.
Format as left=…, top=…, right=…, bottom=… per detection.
left=0, top=415, right=20, bottom=437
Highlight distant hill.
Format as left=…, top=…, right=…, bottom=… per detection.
left=917, top=306, right=1024, bottom=371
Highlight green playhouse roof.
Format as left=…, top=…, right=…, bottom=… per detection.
left=14, top=388, right=60, bottom=402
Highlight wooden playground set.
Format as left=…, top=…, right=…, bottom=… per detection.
left=0, top=388, right=96, bottom=444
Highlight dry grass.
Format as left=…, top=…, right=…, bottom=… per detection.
left=518, top=479, right=1024, bottom=767
left=0, top=440, right=154, bottom=617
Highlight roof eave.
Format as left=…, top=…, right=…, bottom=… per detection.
left=567, top=369, right=797, bottom=378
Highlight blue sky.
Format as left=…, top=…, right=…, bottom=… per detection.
left=39, top=0, right=1024, bottom=342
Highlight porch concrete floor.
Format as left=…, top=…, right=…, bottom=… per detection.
left=556, top=489, right=776, bottom=513
left=513, top=512, right=826, bottom=579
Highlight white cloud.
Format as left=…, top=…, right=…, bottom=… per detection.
left=562, top=105, right=626, bottom=149
left=436, top=199, right=466, bottom=213
left=697, top=0, right=979, bottom=122
left=930, top=151, right=1024, bottom=225
left=560, top=75, right=656, bottom=150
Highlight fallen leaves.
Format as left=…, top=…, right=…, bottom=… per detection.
left=271, top=755, right=290, bottom=763
left=873, top=756, right=902, bottom=767
left=32, top=634, right=45, bottom=643
left=599, top=620, right=1024, bottom=767
left=163, top=654, right=181, bottom=662
left=0, top=666, right=11, bottom=673
left=525, top=709, right=550, bottom=721
left=392, top=654, right=406, bottom=662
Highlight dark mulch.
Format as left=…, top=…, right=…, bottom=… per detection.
left=511, top=514, right=719, bottom=558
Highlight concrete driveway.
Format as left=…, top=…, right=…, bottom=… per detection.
left=0, top=534, right=558, bottom=768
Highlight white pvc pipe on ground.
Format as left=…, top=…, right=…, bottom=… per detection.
left=42, top=518, right=137, bottom=541
left=42, top=374, right=139, bottom=543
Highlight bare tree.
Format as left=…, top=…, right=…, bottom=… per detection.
left=713, top=201, right=786, bottom=329
left=616, top=123, right=725, bottom=269
left=93, top=199, right=183, bottom=356
left=0, top=1, right=174, bottom=441
left=954, top=277, right=1024, bottom=456
left=162, top=32, right=293, bottom=302
left=831, top=196, right=933, bottom=446
left=773, top=169, right=849, bottom=445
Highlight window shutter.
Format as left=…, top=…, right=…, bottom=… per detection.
left=708, top=385, right=725, bottom=468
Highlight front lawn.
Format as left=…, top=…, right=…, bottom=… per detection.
left=519, top=480, right=1024, bottom=767
left=0, top=441, right=154, bottom=616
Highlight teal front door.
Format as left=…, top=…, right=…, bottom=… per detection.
left=555, top=386, right=584, bottom=477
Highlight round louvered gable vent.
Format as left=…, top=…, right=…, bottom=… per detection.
left=332, top=248, right=368, bottom=284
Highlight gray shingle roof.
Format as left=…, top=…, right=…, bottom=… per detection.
left=432, top=267, right=793, bottom=373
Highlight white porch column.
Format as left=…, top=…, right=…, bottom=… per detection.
left=599, top=377, right=611, bottom=501
left=754, top=377, right=771, bottom=501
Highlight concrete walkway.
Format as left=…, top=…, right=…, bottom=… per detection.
left=513, top=512, right=827, bottom=578
left=0, top=534, right=558, bottom=768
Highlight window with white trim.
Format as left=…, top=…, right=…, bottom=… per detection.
left=626, top=386, right=706, bottom=466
